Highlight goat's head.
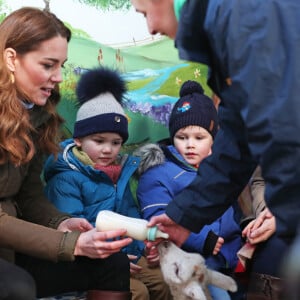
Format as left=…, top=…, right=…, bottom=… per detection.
left=158, top=241, right=237, bottom=300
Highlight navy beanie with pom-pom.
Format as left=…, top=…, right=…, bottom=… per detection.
left=169, top=80, right=218, bottom=140
left=73, top=67, right=128, bottom=142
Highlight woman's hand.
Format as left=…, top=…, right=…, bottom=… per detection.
left=58, top=218, right=93, bottom=232
left=74, top=228, right=132, bottom=259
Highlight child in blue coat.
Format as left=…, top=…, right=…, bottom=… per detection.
left=44, top=67, right=172, bottom=300
left=135, top=80, right=242, bottom=300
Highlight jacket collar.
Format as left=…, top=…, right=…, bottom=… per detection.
left=175, top=0, right=211, bottom=66
left=175, top=0, right=228, bottom=97
left=162, top=145, right=197, bottom=171
left=174, top=0, right=187, bottom=20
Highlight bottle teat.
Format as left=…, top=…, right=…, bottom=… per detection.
left=147, top=226, right=169, bottom=241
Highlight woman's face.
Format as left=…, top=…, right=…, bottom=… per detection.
left=12, top=36, right=68, bottom=106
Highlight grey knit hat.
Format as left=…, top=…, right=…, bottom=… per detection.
left=169, top=80, right=218, bottom=140
left=73, top=67, right=128, bottom=142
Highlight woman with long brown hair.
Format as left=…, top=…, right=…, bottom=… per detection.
left=0, top=7, right=131, bottom=300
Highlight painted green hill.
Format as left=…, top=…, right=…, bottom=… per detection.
left=121, top=37, right=181, bottom=66
left=67, top=36, right=182, bottom=72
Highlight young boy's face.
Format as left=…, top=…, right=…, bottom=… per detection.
left=74, top=132, right=123, bottom=166
left=130, top=0, right=178, bottom=39
left=173, top=126, right=213, bottom=167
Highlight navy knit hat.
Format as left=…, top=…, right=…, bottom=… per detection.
left=169, top=80, right=218, bottom=140
left=73, top=67, right=128, bottom=142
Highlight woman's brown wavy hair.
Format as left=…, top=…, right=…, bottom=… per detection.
left=0, top=7, right=71, bottom=166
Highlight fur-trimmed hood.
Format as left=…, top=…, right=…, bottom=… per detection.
left=133, top=143, right=165, bottom=177
left=133, top=142, right=197, bottom=178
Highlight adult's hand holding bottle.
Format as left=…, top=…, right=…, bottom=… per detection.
left=74, top=228, right=132, bottom=259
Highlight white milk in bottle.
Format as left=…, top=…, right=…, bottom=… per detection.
left=96, top=210, right=169, bottom=241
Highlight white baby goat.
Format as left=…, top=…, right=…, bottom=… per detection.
left=158, top=241, right=238, bottom=300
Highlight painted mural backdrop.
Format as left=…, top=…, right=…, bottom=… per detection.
left=1, top=0, right=212, bottom=148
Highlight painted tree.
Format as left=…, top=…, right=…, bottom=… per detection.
left=76, top=0, right=131, bottom=10
left=44, top=0, right=50, bottom=11
left=0, top=0, right=8, bottom=22
left=43, top=0, right=131, bottom=12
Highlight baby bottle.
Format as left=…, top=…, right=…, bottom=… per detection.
left=96, top=210, right=169, bottom=241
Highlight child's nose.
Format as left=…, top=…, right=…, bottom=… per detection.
left=102, top=145, right=112, bottom=152
left=187, top=140, right=195, bottom=148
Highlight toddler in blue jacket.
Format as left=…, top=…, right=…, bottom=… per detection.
left=44, top=67, right=172, bottom=300
left=135, top=80, right=242, bottom=300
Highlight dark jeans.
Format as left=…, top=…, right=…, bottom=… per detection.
left=282, top=230, right=300, bottom=299
left=16, top=252, right=130, bottom=298
left=0, top=258, right=36, bottom=300
left=248, top=233, right=290, bottom=277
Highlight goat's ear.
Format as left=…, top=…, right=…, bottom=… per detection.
left=194, top=264, right=208, bottom=283
left=206, top=269, right=238, bottom=292
left=183, top=281, right=207, bottom=300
